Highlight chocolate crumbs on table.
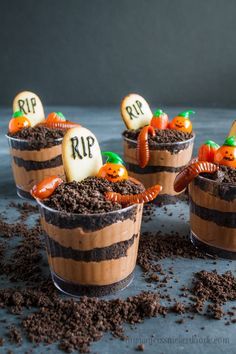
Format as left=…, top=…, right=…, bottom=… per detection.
left=137, top=231, right=208, bottom=273
left=136, top=343, right=145, bottom=351
left=7, top=326, right=22, bottom=344
left=0, top=202, right=236, bottom=352
left=0, top=223, right=43, bottom=283
left=8, top=202, right=38, bottom=222
left=22, top=291, right=165, bottom=353
left=190, top=270, right=236, bottom=319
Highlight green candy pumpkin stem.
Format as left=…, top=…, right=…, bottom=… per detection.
left=13, top=110, right=24, bottom=118
left=56, top=112, right=65, bottom=120
left=102, top=151, right=124, bottom=165
left=178, top=110, right=195, bottom=119
left=153, top=109, right=164, bottom=117
left=223, top=136, right=236, bottom=147
left=204, top=140, right=220, bottom=149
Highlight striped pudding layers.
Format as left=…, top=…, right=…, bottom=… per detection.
left=39, top=204, right=143, bottom=296
left=189, top=177, right=236, bottom=257
left=123, top=138, right=194, bottom=201
left=9, top=144, right=65, bottom=197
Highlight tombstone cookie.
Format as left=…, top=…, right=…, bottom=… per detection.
left=62, top=126, right=103, bottom=182
left=120, top=93, right=153, bottom=130
left=13, top=91, right=45, bottom=127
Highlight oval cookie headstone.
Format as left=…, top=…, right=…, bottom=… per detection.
left=120, top=93, right=153, bottom=130
left=13, top=91, right=45, bottom=127
left=62, top=127, right=103, bottom=182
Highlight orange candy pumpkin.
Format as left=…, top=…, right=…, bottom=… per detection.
left=97, top=152, right=128, bottom=182
left=98, top=163, right=128, bottom=182
left=198, top=140, right=220, bottom=163
left=169, top=110, right=195, bottom=133
left=214, top=136, right=236, bottom=168
left=8, top=111, right=31, bottom=134
left=150, top=109, right=168, bottom=130
left=46, top=112, right=66, bottom=123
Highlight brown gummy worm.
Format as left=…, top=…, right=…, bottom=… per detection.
left=174, top=161, right=219, bottom=193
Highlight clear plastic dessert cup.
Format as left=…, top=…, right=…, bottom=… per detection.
left=189, top=175, right=236, bottom=259
left=123, top=133, right=195, bottom=204
left=37, top=200, right=143, bottom=297
left=6, top=135, right=65, bottom=199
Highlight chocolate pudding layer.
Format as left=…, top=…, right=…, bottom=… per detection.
left=123, top=129, right=194, bottom=202
left=7, top=126, right=65, bottom=199
left=189, top=166, right=236, bottom=258
left=38, top=177, right=144, bottom=296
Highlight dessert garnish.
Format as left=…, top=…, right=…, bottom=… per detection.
left=8, top=111, right=31, bottom=134
left=198, top=140, right=220, bottom=162
left=97, top=151, right=128, bottom=182
left=31, top=176, right=63, bottom=199
left=174, top=135, right=236, bottom=192
left=13, top=91, right=45, bottom=127
left=150, top=109, right=169, bottom=130
left=10, top=91, right=80, bottom=135
left=126, top=103, right=195, bottom=170
left=169, top=110, right=195, bottom=133
left=105, top=184, right=162, bottom=205
left=137, top=125, right=156, bottom=168
left=46, top=112, right=66, bottom=122
left=37, top=112, right=80, bottom=130
left=31, top=125, right=162, bottom=205
left=174, top=161, right=219, bottom=193
left=214, top=136, right=236, bottom=168
left=41, top=112, right=80, bottom=130
left=120, top=93, right=153, bottom=130
left=43, top=120, right=81, bottom=130
left=62, top=126, right=103, bottom=182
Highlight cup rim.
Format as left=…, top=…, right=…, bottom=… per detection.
left=5, top=133, right=63, bottom=143
left=36, top=197, right=141, bottom=217
left=122, top=131, right=195, bottom=147
left=195, top=174, right=236, bottom=189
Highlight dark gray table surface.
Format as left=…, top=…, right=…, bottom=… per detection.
left=0, top=106, right=236, bottom=354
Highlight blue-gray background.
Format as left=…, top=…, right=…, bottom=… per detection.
left=1, top=0, right=236, bottom=107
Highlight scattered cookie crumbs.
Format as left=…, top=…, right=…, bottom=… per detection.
left=0, top=202, right=235, bottom=353
left=136, top=343, right=145, bottom=351
left=175, top=318, right=185, bottom=324
left=7, top=326, right=22, bottom=344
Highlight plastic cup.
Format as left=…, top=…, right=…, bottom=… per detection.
left=37, top=200, right=143, bottom=297
left=189, top=175, right=236, bottom=259
left=6, top=135, right=64, bottom=199
left=123, top=133, right=195, bottom=204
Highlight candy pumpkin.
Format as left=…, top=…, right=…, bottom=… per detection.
left=169, top=110, right=195, bottom=133
left=198, top=140, right=220, bottom=163
left=150, top=109, right=168, bottom=130
left=97, top=152, right=128, bottom=182
left=214, top=136, right=236, bottom=168
left=46, top=112, right=66, bottom=123
left=8, top=111, right=31, bottom=134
